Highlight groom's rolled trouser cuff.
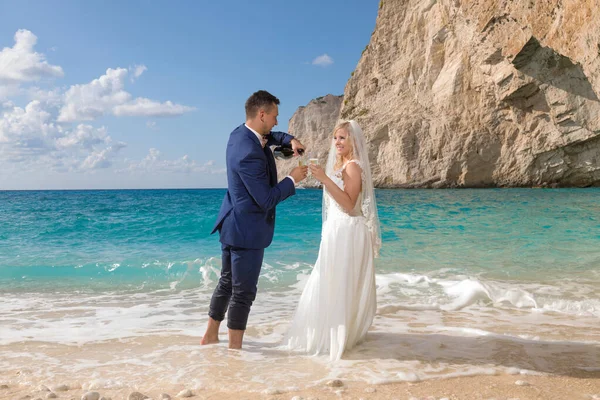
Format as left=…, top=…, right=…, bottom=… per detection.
left=208, top=244, right=264, bottom=331
left=227, top=290, right=256, bottom=330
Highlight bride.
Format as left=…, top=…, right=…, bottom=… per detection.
left=286, top=120, right=382, bottom=361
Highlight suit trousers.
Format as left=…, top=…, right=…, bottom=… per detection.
left=208, top=243, right=265, bottom=330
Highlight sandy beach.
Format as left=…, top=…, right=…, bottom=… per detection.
left=1, top=327, right=599, bottom=400
left=1, top=373, right=599, bottom=400
left=1, top=280, right=599, bottom=400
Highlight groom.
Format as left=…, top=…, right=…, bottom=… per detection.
left=202, top=90, right=308, bottom=349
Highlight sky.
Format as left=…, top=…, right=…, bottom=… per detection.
left=0, top=0, right=378, bottom=189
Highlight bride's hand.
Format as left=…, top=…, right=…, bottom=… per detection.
left=309, top=164, right=326, bottom=182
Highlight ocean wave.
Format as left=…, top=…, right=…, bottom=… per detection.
left=375, top=272, right=599, bottom=317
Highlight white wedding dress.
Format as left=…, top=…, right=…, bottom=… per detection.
left=285, top=159, right=377, bottom=361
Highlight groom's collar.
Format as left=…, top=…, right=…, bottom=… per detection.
left=245, top=124, right=268, bottom=147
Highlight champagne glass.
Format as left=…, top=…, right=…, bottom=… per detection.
left=306, top=153, right=318, bottom=177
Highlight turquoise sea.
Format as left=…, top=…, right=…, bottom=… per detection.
left=2, top=188, right=599, bottom=288
left=0, top=188, right=598, bottom=391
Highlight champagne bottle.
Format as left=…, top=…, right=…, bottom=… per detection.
left=273, top=146, right=304, bottom=160
left=273, top=146, right=294, bottom=159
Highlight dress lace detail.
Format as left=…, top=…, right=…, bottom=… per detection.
left=330, top=158, right=381, bottom=258
left=328, top=159, right=364, bottom=217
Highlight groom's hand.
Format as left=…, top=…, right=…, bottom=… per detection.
left=290, top=139, right=305, bottom=157
left=290, top=166, right=308, bottom=183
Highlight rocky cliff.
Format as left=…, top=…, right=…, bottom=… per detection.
left=285, top=0, right=600, bottom=188
left=276, top=94, right=343, bottom=185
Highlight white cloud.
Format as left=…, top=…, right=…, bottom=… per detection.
left=28, top=87, right=63, bottom=107
left=312, top=53, right=334, bottom=67
left=0, top=29, right=64, bottom=83
left=123, top=148, right=225, bottom=175
left=131, top=64, right=147, bottom=81
left=0, top=29, right=197, bottom=180
left=57, top=68, right=131, bottom=122
left=146, top=121, right=158, bottom=130
left=80, top=142, right=127, bottom=170
left=113, top=98, right=195, bottom=117
left=56, top=124, right=110, bottom=149
left=0, top=100, right=56, bottom=145
left=0, top=83, right=22, bottom=100
left=58, top=67, right=195, bottom=122
left=0, top=100, right=125, bottom=171
left=1, top=30, right=192, bottom=121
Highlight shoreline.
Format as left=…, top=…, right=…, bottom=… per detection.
left=1, top=333, right=599, bottom=400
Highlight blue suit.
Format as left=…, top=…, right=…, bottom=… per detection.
left=209, top=124, right=296, bottom=330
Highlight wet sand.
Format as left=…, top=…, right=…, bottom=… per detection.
left=1, top=373, right=599, bottom=400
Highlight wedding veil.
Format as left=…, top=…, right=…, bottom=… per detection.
left=322, top=120, right=382, bottom=257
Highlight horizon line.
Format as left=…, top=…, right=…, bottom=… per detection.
left=0, top=187, right=228, bottom=191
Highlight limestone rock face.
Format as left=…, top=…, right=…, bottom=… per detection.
left=337, top=0, right=600, bottom=187
left=276, top=94, right=343, bottom=186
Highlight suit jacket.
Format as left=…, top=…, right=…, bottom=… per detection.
left=211, top=124, right=296, bottom=249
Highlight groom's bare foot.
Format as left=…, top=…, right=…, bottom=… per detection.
left=201, top=317, right=221, bottom=345
left=228, top=328, right=244, bottom=349
left=200, top=334, right=219, bottom=345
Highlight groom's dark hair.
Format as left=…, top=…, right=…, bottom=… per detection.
left=245, top=90, right=280, bottom=119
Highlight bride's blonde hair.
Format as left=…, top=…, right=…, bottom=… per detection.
left=333, top=121, right=354, bottom=171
